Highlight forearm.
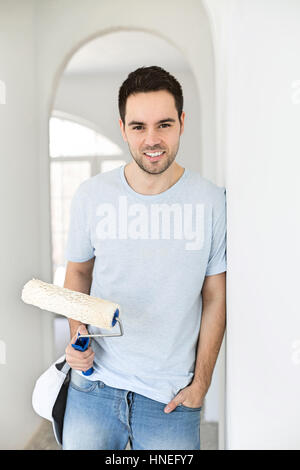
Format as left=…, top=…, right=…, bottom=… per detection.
left=191, top=298, right=226, bottom=400
left=63, top=271, right=93, bottom=339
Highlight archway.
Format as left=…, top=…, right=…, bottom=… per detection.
left=48, top=26, right=219, bottom=451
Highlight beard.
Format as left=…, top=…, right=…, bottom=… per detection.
left=126, top=140, right=180, bottom=176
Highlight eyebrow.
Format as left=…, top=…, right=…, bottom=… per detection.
left=128, top=118, right=176, bottom=126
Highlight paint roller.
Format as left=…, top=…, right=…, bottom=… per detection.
left=21, top=278, right=123, bottom=376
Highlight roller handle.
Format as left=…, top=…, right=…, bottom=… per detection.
left=71, top=333, right=94, bottom=376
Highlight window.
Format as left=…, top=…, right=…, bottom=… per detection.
left=50, top=160, right=91, bottom=285
left=49, top=116, right=123, bottom=158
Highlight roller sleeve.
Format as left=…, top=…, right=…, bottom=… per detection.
left=21, top=278, right=120, bottom=329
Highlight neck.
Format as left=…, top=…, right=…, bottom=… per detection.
left=124, top=161, right=185, bottom=195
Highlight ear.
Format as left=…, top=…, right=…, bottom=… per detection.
left=119, top=118, right=127, bottom=142
left=179, top=111, right=185, bottom=136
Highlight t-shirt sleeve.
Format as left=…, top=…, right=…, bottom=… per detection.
left=64, top=184, right=94, bottom=263
left=205, top=187, right=227, bottom=276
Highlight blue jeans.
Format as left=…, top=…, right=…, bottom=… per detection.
left=62, top=369, right=201, bottom=450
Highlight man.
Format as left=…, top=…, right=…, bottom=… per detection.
left=62, top=66, right=226, bottom=450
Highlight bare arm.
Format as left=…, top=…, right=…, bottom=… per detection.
left=63, top=258, right=95, bottom=338
left=191, top=272, right=226, bottom=402
left=164, top=271, right=226, bottom=412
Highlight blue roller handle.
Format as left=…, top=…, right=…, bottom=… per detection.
left=71, top=332, right=93, bottom=376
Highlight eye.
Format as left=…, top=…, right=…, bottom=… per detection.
left=159, top=123, right=171, bottom=128
left=132, top=126, right=143, bottom=130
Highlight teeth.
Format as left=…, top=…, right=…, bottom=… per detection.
left=145, top=152, right=164, bottom=157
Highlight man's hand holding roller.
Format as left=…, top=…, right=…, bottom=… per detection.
left=65, top=324, right=95, bottom=372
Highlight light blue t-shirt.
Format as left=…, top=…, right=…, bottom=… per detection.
left=65, top=164, right=227, bottom=404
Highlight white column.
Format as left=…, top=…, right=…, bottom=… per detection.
left=208, top=0, right=300, bottom=449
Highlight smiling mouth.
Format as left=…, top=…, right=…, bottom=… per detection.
left=144, top=151, right=166, bottom=161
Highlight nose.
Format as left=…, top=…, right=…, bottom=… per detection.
left=144, top=128, right=162, bottom=148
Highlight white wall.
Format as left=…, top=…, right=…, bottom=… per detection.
left=207, top=0, right=300, bottom=449
left=0, top=0, right=48, bottom=449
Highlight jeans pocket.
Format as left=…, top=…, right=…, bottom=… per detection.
left=179, top=404, right=202, bottom=411
left=70, top=369, right=98, bottom=393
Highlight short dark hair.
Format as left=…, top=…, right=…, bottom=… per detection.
left=118, top=66, right=184, bottom=125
